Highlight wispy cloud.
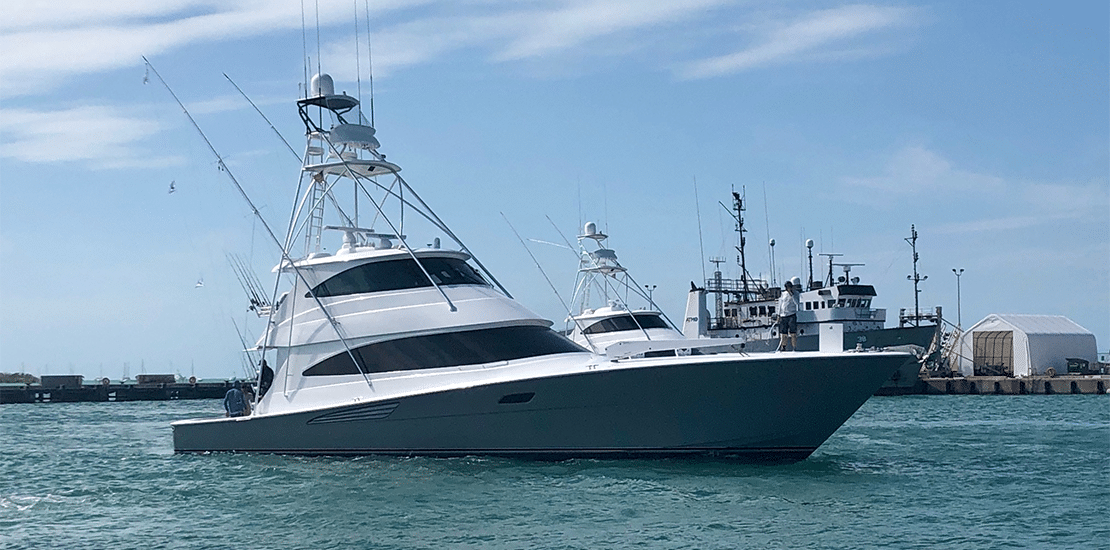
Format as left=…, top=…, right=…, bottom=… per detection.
left=0, top=105, right=183, bottom=168
left=842, top=146, right=1006, bottom=196
left=680, top=4, right=920, bottom=79
left=0, top=0, right=426, bottom=97
left=1, top=1, right=924, bottom=97
left=493, top=0, right=730, bottom=61
left=840, top=145, right=1109, bottom=235
left=319, top=0, right=734, bottom=78
left=0, top=1, right=929, bottom=168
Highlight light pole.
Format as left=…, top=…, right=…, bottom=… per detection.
left=952, top=268, right=964, bottom=328
left=644, top=284, right=657, bottom=311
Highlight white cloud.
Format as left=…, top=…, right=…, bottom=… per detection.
left=0, top=1, right=931, bottom=168
left=840, top=145, right=1108, bottom=235
left=842, top=146, right=1006, bottom=196
left=680, top=4, right=919, bottom=78
left=0, top=0, right=427, bottom=97
left=493, top=0, right=730, bottom=62
left=0, top=105, right=183, bottom=168
left=1, top=1, right=924, bottom=97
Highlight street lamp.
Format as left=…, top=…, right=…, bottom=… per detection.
left=644, top=284, right=657, bottom=310
left=952, top=268, right=964, bottom=328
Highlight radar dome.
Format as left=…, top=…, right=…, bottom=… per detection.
left=311, top=73, right=335, bottom=97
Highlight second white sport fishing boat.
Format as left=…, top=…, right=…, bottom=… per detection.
left=563, top=221, right=748, bottom=359
left=170, top=71, right=913, bottom=462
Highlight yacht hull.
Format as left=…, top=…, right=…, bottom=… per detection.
left=174, top=352, right=909, bottom=462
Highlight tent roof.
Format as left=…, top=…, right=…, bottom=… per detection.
left=974, top=314, right=1093, bottom=336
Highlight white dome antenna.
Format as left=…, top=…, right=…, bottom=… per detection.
left=310, top=73, right=335, bottom=97
left=581, top=221, right=607, bottom=241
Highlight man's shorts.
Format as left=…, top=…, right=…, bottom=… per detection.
left=778, top=314, right=797, bottom=335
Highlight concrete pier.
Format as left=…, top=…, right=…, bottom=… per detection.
left=920, top=375, right=1109, bottom=395
left=0, top=379, right=254, bottom=404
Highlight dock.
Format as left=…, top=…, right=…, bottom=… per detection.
left=2, top=373, right=1106, bottom=404
left=0, top=375, right=254, bottom=404
left=917, top=375, right=1108, bottom=395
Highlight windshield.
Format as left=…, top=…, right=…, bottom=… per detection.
left=310, top=257, right=487, bottom=298
left=582, top=313, right=670, bottom=335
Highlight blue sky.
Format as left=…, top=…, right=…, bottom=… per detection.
left=1, top=0, right=1107, bottom=379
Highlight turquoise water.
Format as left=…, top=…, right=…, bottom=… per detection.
left=2, top=395, right=1107, bottom=549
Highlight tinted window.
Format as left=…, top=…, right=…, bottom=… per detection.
left=303, top=325, right=584, bottom=376
left=582, top=313, right=670, bottom=335
left=311, top=257, right=487, bottom=298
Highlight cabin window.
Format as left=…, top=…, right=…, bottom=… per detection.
left=862, top=299, right=871, bottom=308
left=583, top=313, right=670, bottom=335
left=837, top=299, right=846, bottom=307
left=749, top=307, right=758, bottom=316
left=303, top=325, right=584, bottom=376
left=768, top=306, right=775, bottom=316
left=827, top=300, right=835, bottom=308
left=309, top=257, right=487, bottom=298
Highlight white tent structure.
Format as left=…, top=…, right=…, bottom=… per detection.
left=955, top=314, right=1097, bottom=377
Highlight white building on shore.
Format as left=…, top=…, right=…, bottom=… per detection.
left=955, top=314, right=1097, bottom=377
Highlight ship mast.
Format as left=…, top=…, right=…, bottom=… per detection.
left=905, top=224, right=928, bottom=327
left=719, top=189, right=761, bottom=301
left=732, top=191, right=751, bottom=298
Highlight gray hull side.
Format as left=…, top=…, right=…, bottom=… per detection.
left=173, top=354, right=907, bottom=462
left=733, top=325, right=939, bottom=354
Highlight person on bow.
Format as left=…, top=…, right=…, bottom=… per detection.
left=778, top=278, right=801, bottom=351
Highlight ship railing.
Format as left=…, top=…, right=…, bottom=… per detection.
left=899, top=306, right=942, bottom=327
left=709, top=318, right=773, bottom=331
left=706, top=277, right=771, bottom=293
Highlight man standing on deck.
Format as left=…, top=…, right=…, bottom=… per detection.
left=778, top=278, right=800, bottom=351
left=224, top=380, right=248, bottom=417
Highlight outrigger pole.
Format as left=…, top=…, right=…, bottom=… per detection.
left=143, top=57, right=374, bottom=391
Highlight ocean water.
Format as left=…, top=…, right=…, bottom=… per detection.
left=1, top=395, right=1106, bottom=550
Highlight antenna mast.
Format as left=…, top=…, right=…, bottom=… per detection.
left=805, top=239, right=814, bottom=290
left=905, top=224, right=927, bottom=327
left=732, top=190, right=750, bottom=298
left=819, top=252, right=844, bottom=287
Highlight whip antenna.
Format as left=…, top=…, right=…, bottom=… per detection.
left=300, top=0, right=308, bottom=97
left=354, top=0, right=363, bottom=120
left=364, top=0, right=376, bottom=127
left=693, top=175, right=706, bottom=283
left=224, top=73, right=302, bottom=163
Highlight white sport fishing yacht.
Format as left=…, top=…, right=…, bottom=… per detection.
left=171, top=73, right=913, bottom=462
left=564, top=222, right=747, bottom=359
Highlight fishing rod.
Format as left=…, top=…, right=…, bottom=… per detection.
left=143, top=57, right=374, bottom=391
left=501, top=213, right=600, bottom=355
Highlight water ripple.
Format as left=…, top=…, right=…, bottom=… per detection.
left=0, top=396, right=1106, bottom=549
